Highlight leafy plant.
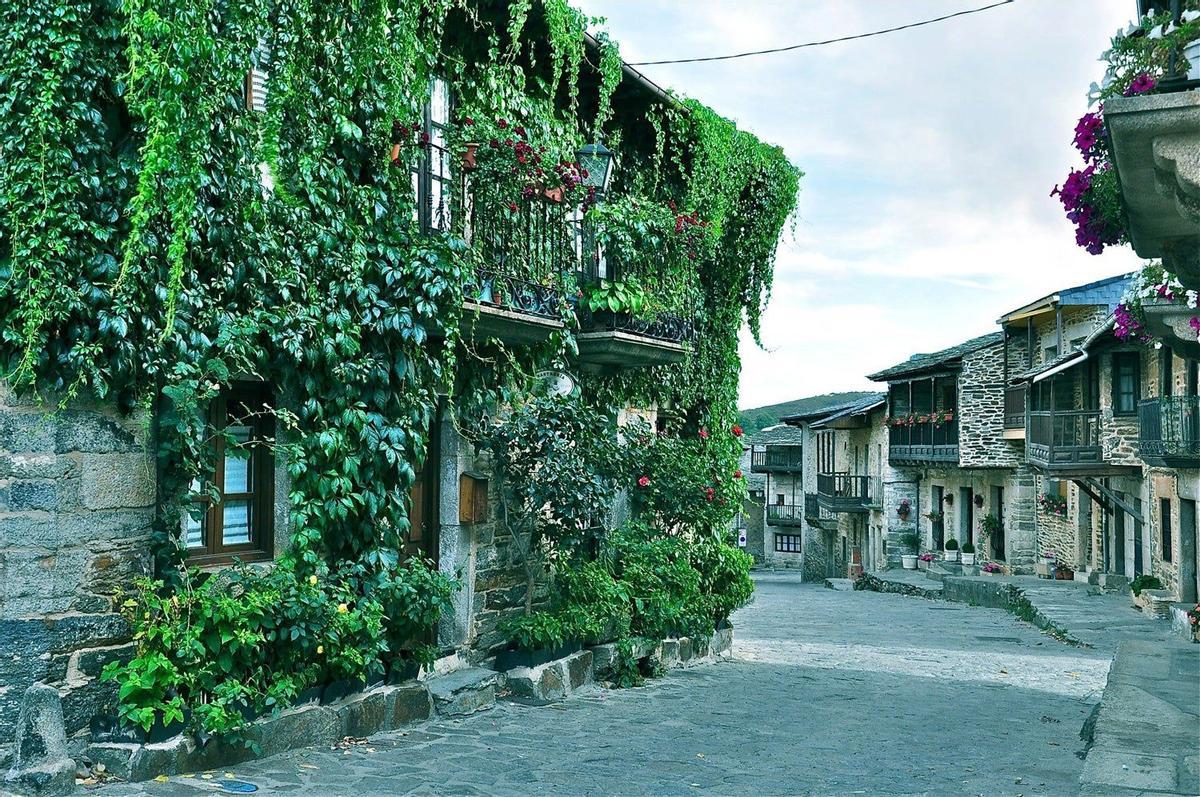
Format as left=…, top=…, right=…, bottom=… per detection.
left=961, top=541, right=975, bottom=554
left=944, top=538, right=959, bottom=551
left=498, top=612, right=566, bottom=652
left=980, top=513, right=1002, bottom=537
left=900, top=532, right=921, bottom=553
left=1130, top=574, right=1164, bottom=596
left=584, top=278, right=649, bottom=316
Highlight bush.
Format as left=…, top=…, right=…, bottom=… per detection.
left=944, top=538, right=959, bottom=551
left=690, top=531, right=753, bottom=626
left=961, top=542, right=975, bottom=554
left=611, top=521, right=709, bottom=639
left=900, top=532, right=920, bottom=553
left=1130, top=574, right=1164, bottom=596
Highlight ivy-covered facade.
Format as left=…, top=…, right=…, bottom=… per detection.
left=0, top=0, right=799, bottom=760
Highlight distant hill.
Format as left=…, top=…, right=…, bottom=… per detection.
left=738, top=392, right=879, bottom=437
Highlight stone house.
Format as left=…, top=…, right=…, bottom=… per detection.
left=746, top=423, right=806, bottom=570
left=807, top=395, right=888, bottom=574
left=0, top=9, right=786, bottom=761
left=868, top=332, right=1034, bottom=570
left=1001, top=273, right=1200, bottom=599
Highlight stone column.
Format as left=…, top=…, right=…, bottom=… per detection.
left=3, top=683, right=76, bottom=795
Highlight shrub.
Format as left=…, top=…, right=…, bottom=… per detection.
left=900, top=532, right=921, bottom=553
left=944, top=538, right=959, bottom=551
left=961, top=542, right=975, bottom=554
left=611, top=521, right=709, bottom=639
left=690, top=531, right=754, bottom=626
left=1130, top=574, right=1164, bottom=596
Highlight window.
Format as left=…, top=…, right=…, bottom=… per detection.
left=775, top=533, right=802, bottom=553
left=412, top=77, right=453, bottom=233
left=1160, top=498, right=1173, bottom=563
left=1112, top=351, right=1140, bottom=415
left=185, top=383, right=275, bottom=564
left=817, top=431, right=835, bottom=474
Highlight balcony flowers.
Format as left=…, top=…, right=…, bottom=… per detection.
left=896, top=498, right=911, bottom=520
left=1037, top=492, right=1068, bottom=517
left=731, top=424, right=743, bottom=437
left=981, top=561, right=1004, bottom=575
left=918, top=553, right=935, bottom=563
left=637, top=476, right=651, bottom=488
left=1114, top=262, right=1199, bottom=342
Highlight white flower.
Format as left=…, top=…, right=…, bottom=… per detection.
left=1149, top=24, right=1164, bottom=40
left=1186, top=290, right=1198, bottom=309
left=1154, top=341, right=1163, bottom=349
left=1182, top=9, right=1200, bottom=23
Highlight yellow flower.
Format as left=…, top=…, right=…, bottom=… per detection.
left=316, top=645, right=324, bottom=654
left=308, top=575, right=318, bottom=586
left=337, top=603, right=348, bottom=614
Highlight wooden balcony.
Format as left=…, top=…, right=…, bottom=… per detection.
left=1139, top=397, right=1200, bottom=467
left=750, top=445, right=803, bottom=473
left=888, top=418, right=958, bottom=466
left=1027, top=408, right=1106, bottom=472
left=804, top=494, right=838, bottom=530
left=766, top=502, right=805, bottom=528
left=1004, top=385, right=1027, bottom=437
left=816, top=473, right=872, bottom=513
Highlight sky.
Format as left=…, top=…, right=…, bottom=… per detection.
left=583, top=0, right=1144, bottom=410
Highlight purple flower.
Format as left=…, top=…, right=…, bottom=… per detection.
left=1114, top=302, right=1143, bottom=341
left=1073, top=111, right=1105, bottom=163
left=1124, top=73, right=1156, bottom=96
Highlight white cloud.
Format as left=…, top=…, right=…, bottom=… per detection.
left=584, top=0, right=1144, bottom=409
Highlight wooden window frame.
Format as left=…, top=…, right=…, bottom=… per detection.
left=774, top=533, right=802, bottom=553
left=1112, top=351, right=1140, bottom=416
left=186, top=382, right=276, bottom=567
left=1160, top=497, right=1173, bottom=563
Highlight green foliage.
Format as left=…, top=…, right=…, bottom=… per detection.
left=628, top=422, right=745, bottom=533
left=961, top=541, right=975, bottom=554
left=944, top=538, right=959, bottom=551
left=1130, top=574, right=1164, bottom=596
left=553, top=559, right=631, bottom=644
left=980, top=513, right=1002, bottom=537
left=1096, top=5, right=1200, bottom=102
left=584, top=277, right=649, bottom=316
left=900, top=532, right=921, bottom=553
left=499, top=611, right=565, bottom=652
left=610, top=521, right=709, bottom=640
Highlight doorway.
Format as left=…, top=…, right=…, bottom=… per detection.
left=1133, top=496, right=1145, bottom=577
left=1182, top=498, right=1198, bottom=603
left=1113, top=496, right=1127, bottom=576
left=931, top=485, right=945, bottom=549
left=990, top=486, right=1006, bottom=560
left=960, top=487, right=974, bottom=547
left=406, top=415, right=441, bottom=565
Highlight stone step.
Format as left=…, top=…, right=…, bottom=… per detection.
left=425, top=667, right=500, bottom=717
left=824, top=578, right=855, bottom=591
left=503, top=649, right=594, bottom=705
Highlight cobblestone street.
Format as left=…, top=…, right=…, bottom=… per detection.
left=95, top=574, right=1117, bottom=797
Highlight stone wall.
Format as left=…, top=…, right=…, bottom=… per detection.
left=0, top=386, right=156, bottom=761
left=958, top=342, right=1022, bottom=468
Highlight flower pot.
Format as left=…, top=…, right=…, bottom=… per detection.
left=960, top=552, right=976, bottom=566
left=462, top=142, right=480, bottom=170
left=943, top=550, right=959, bottom=562
left=390, top=142, right=402, bottom=163
left=901, top=554, right=918, bottom=570
left=1185, top=39, right=1200, bottom=81
left=917, top=558, right=929, bottom=571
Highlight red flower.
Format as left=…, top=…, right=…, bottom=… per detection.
left=698, top=428, right=709, bottom=439
left=581, top=169, right=590, bottom=179
left=420, top=131, right=430, bottom=144
left=704, top=486, right=716, bottom=502
left=514, top=125, right=526, bottom=137
left=489, top=139, right=500, bottom=148
left=497, top=119, right=509, bottom=129
left=734, top=470, right=743, bottom=479
left=463, top=117, right=475, bottom=126
left=411, top=122, right=421, bottom=131
left=637, top=476, right=650, bottom=488
left=506, top=201, right=518, bottom=211
left=731, top=424, right=743, bottom=437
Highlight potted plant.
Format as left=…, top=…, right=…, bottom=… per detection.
left=584, top=277, right=649, bottom=328
left=973, top=493, right=984, bottom=509
left=944, top=538, right=959, bottom=562
left=1130, top=574, right=1164, bottom=610
left=960, top=541, right=976, bottom=566
left=918, top=552, right=935, bottom=571
left=981, top=561, right=1004, bottom=576
left=924, top=509, right=943, bottom=524
left=943, top=493, right=954, bottom=506
left=1186, top=603, right=1200, bottom=643
left=896, top=498, right=912, bottom=521
left=463, top=141, right=480, bottom=170
left=900, top=532, right=920, bottom=570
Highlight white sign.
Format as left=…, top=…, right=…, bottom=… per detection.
left=737, top=530, right=747, bottom=548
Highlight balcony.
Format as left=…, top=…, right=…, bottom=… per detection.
left=1139, top=397, right=1200, bottom=467
left=803, top=494, right=838, bottom=530
left=1004, top=385, right=1027, bottom=437
left=1027, top=409, right=1105, bottom=471
left=887, top=416, right=959, bottom=466
left=816, top=473, right=873, bottom=513
left=750, top=445, right=803, bottom=473
left=766, top=502, right=804, bottom=528
left=462, top=270, right=565, bottom=345
left=575, top=306, right=693, bottom=367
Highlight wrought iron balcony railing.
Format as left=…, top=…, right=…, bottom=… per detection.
left=1139, top=396, right=1200, bottom=465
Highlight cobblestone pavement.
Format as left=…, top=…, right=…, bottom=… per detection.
left=97, top=574, right=1115, bottom=797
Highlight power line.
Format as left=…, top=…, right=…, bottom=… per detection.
left=626, top=0, right=1015, bottom=66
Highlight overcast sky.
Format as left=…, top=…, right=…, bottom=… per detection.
left=584, top=0, right=1143, bottom=409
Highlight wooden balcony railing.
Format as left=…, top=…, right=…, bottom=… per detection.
left=750, top=445, right=803, bottom=473
left=766, top=502, right=805, bottom=527
left=1027, top=408, right=1103, bottom=468
left=816, top=472, right=872, bottom=512
left=1004, top=386, right=1027, bottom=429
left=1139, top=397, right=1200, bottom=465
left=888, top=416, right=958, bottom=465
left=803, top=494, right=837, bottom=528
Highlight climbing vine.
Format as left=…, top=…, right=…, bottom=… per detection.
left=1, top=0, right=799, bottom=736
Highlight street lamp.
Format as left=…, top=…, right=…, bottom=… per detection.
left=576, top=141, right=615, bottom=196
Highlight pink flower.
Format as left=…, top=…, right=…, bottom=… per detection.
left=637, top=476, right=650, bottom=488
left=698, top=428, right=709, bottom=439
left=734, top=469, right=743, bottom=479
left=1124, top=73, right=1156, bottom=97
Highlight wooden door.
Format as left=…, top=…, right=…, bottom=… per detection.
left=405, top=418, right=440, bottom=565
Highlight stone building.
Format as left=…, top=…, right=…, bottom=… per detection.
left=868, top=333, right=1034, bottom=570
left=1001, top=273, right=1200, bottom=598
left=746, top=423, right=806, bottom=570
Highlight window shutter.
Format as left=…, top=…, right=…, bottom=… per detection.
left=245, top=38, right=270, bottom=112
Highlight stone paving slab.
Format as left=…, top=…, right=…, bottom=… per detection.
left=96, top=580, right=1114, bottom=796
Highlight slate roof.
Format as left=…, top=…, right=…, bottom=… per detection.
left=749, top=423, right=806, bottom=445
left=811, top=392, right=886, bottom=429
left=780, top=395, right=874, bottom=425
left=997, top=272, right=1133, bottom=322
left=866, top=332, right=1004, bottom=382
